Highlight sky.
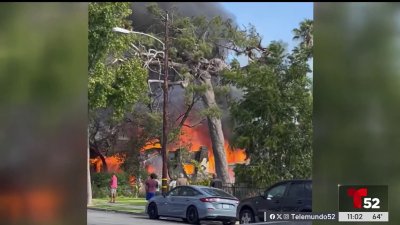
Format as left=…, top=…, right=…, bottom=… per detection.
left=221, top=2, right=313, bottom=65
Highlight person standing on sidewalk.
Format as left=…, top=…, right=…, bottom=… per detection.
left=145, top=173, right=158, bottom=201
left=169, top=177, right=177, bottom=190
left=176, top=173, right=189, bottom=186
left=210, top=173, right=223, bottom=189
left=109, top=172, right=118, bottom=203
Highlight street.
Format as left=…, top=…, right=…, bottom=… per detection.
left=87, top=209, right=225, bottom=225
left=88, top=209, right=312, bottom=225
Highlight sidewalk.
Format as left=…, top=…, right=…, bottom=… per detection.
left=88, top=197, right=147, bottom=215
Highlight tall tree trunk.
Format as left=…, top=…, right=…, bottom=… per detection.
left=201, top=77, right=230, bottom=184
left=87, top=131, right=93, bottom=206
left=99, top=153, right=108, bottom=172
left=90, top=144, right=108, bottom=172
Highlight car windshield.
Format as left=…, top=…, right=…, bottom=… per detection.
left=200, top=188, right=235, bottom=199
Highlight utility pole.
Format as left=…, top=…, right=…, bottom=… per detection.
left=161, top=11, right=169, bottom=194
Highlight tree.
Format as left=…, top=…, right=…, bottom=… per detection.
left=121, top=4, right=269, bottom=183
left=88, top=2, right=148, bottom=205
left=292, top=19, right=313, bottom=58
left=226, top=20, right=313, bottom=187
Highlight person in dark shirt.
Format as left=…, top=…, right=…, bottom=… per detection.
left=210, top=173, right=222, bottom=189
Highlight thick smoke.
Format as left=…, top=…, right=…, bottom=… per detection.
left=130, top=2, right=236, bottom=31
left=130, top=2, right=242, bottom=144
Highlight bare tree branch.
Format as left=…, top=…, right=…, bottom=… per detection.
left=176, top=94, right=195, bottom=123
left=182, top=119, right=206, bottom=128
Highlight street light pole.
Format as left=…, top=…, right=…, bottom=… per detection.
left=161, top=12, right=169, bottom=194
left=112, top=14, right=169, bottom=194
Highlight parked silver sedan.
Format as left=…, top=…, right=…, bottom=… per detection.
left=146, top=185, right=239, bottom=225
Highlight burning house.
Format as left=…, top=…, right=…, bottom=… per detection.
left=140, top=119, right=248, bottom=183
left=90, top=2, right=249, bottom=183
left=90, top=117, right=249, bottom=183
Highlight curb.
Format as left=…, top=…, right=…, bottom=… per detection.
left=87, top=207, right=147, bottom=216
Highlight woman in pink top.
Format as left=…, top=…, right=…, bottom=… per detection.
left=145, top=173, right=158, bottom=201
left=109, top=172, right=118, bottom=203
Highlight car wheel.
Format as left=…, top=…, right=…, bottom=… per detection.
left=223, top=220, right=236, bottom=225
left=239, top=209, right=255, bottom=224
left=148, top=203, right=159, bottom=219
left=186, top=206, right=200, bottom=224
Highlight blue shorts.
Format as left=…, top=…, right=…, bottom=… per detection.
left=146, top=192, right=155, bottom=200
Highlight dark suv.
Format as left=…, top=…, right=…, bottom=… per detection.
left=237, top=179, right=312, bottom=224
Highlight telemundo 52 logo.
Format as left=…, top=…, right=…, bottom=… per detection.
left=338, top=185, right=388, bottom=212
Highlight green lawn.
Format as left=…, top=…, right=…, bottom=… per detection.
left=90, top=197, right=147, bottom=214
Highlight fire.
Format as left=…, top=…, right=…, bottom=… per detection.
left=175, top=120, right=247, bottom=174
left=141, top=139, right=161, bottom=152
left=146, top=165, right=156, bottom=174
left=225, top=142, right=247, bottom=163
left=90, top=154, right=125, bottom=173
left=90, top=120, right=247, bottom=180
left=182, top=164, right=195, bottom=175
left=90, top=154, right=136, bottom=186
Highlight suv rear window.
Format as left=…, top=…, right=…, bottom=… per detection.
left=200, top=188, right=235, bottom=199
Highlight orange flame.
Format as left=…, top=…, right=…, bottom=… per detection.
left=91, top=120, right=247, bottom=180
left=141, top=139, right=161, bottom=152
left=183, top=164, right=195, bottom=175
left=90, top=154, right=125, bottom=173
left=146, top=165, right=155, bottom=174
left=174, top=120, right=247, bottom=174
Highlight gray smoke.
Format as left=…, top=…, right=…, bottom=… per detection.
left=130, top=2, right=243, bottom=145
left=130, top=2, right=236, bottom=31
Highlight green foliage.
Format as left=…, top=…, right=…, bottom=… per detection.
left=142, top=6, right=265, bottom=64
left=186, top=83, right=208, bottom=95
left=201, top=106, right=223, bottom=119
left=92, top=185, right=109, bottom=199
left=292, top=19, right=313, bottom=59
left=91, top=172, right=130, bottom=188
left=168, top=127, right=182, bottom=143
left=122, top=110, right=162, bottom=177
left=88, top=3, right=150, bottom=198
left=146, top=3, right=163, bottom=19
left=230, top=58, right=241, bottom=70
left=89, top=2, right=133, bottom=69
left=107, top=59, right=148, bottom=119
left=190, top=178, right=212, bottom=186
left=91, top=172, right=134, bottom=198
left=88, top=2, right=148, bottom=120
left=228, top=20, right=313, bottom=187
left=177, top=147, right=192, bottom=163
left=214, top=85, right=230, bottom=98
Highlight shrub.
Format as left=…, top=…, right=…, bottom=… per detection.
left=92, top=186, right=109, bottom=198
left=190, top=178, right=211, bottom=186
left=91, top=171, right=133, bottom=197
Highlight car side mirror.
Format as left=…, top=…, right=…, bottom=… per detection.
left=265, top=192, right=273, bottom=200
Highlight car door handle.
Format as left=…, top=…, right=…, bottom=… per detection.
left=274, top=200, right=280, bottom=203
left=297, top=200, right=303, bottom=204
